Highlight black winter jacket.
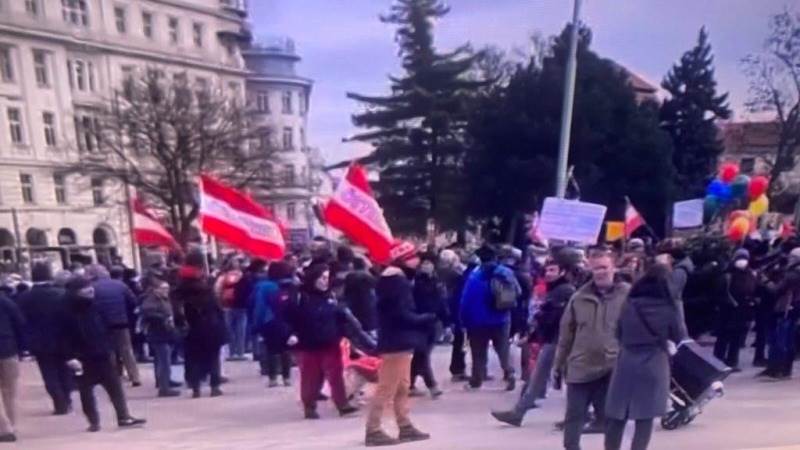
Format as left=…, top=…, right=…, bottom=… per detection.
left=375, top=267, right=436, bottom=354
left=534, top=278, right=575, bottom=344
left=62, top=295, right=114, bottom=361
left=173, top=272, right=229, bottom=348
left=16, top=284, right=67, bottom=355
left=287, top=288, right=346, bottom=351
left=343, top=270, right=378, bottom=332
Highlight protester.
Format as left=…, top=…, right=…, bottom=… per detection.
left=141, top=279, right=181, bottom=397
left=713, top=249, right=756, bottom=371
left=0, top=290, right=24, bottom=442
left=287, top=263, right=358, bottom=419
left=88, top=265, right=141, bottom=387
left=554, top=252, right=630, bottom=450
left=216, top=259, right=246, bottom=361
left=460, top=246, right=519, bottom=391
left=16, top=262, right=73, bottom=415
left=173, top=253, right=229, bottom=398
left=604, top=264, right=682, bottom=450
left=61, top=277, right=146, bottom=432
left=492, top=259, right=576, bottom=426
left=342, top=257, right=378, bottom=335
left=761, top=247, right=800, bottom=379
left=365, top=243, right=436, bottom=446
left=438, top=249, right=468, bottom=382
left=409, top=253, right=446, bottom=398
left=251, top=261, right=297, bottom=387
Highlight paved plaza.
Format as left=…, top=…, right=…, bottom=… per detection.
left=9, top=345, right=800, bottom=450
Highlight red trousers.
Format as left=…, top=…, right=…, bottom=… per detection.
left=298, top=345, right=347, bottom=410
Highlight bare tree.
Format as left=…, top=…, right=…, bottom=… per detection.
left=69, top=69, right=275, bottom=247
left=742, top=9, right=800, bottom=194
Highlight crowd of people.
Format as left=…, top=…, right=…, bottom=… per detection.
left=0, top=233, right=800, bottom=448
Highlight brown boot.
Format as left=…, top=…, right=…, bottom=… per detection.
left=398, top=425, right=430, bottom=442
left=365, top=429, right=400, bottom=447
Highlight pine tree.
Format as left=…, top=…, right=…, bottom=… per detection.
left=661, top=28, right=731, bottom=200
left=346, top=0, right=489, bottom=233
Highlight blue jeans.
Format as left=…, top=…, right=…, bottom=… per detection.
left=151, top=342, right=173, bottom=392
left=226, top=309, right=248, bottom=358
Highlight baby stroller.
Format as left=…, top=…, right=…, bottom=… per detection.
left=661, top=341, right=731, bottom=430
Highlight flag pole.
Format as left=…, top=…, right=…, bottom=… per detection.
left=555, top=0, right=583, bottom=198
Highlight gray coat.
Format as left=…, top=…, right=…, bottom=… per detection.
left=606, top=277, right=682, bottom=420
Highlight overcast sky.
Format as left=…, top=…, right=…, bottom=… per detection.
left=249, top=0, right=791, bottom=165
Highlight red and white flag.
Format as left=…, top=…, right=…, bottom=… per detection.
left=323, top=164, right=394, bottom=264
left=625, top=200, right=645, bottom=238
left=132, top=197, right=180, bottom=249
left=199, top=175, right=285, bottom=260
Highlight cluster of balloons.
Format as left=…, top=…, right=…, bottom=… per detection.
left=702, top=162, right=771, bottom=241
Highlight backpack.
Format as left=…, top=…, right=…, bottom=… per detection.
left=491, top=273, right=518, bottom=311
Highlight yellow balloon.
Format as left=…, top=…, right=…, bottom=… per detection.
left=748, top=195, right=769, bottom=217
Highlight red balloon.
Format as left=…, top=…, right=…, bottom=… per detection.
left=728, top=217, right=749, bottom=242
left=719, top=163, right=740, bottom=184
left=749, top=176, right=769, bottom=199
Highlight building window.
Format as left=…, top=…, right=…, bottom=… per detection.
left=256, top=91, right=270, bottom=113
left=300, top=127, right=306, bottom=148
left=91, top=177, right=104, bottom=205
left=25, top=0, right=39, bottom=16
left=75, top=114, right=99, bottom=152
left=228, top=82, right=240, bottom=96
left=282, top=91, right=293, bottom=114
left=283, top=164, right=295, bottom=185
left=192, top=22, right=203, bottom=48
left=7, top=108, right=23, bottom=145
left=287, top=202, right=296, bottom=221
left=282, top=127, right=293, bottom=151
left=33, top=50, right=49, bottom=87
left=168, top=17, right=179, bottom=44
left=67, top=59, right=96, bottom=92
left=114, top=6, right=126, bottom=34
left=53, top=174, right=67, bottom=204
left=20, top=174, right=34, bottom=204
left=0, top=46, right=13, bottom=83
left=62, top=0, right=89, bottom=27
left=142, top=12, right=153, bottom=39
left=298, top=92, right=306, bottom=115
left=42, top=111, right=57, bottom=147
left=259, top=133, right=271, bottom=150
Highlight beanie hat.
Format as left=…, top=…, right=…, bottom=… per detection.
left=733, top=248, right=750, bottom=262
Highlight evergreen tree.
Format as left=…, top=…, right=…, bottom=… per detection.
left=346, top=0, right=489, bottom=233
left=467, top=26, right=676, bottom=237
left=661, top=28, right=731, bottom=200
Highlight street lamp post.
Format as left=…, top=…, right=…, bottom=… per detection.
left=555, top=0, right=583, bottom=199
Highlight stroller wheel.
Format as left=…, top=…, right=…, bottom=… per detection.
left=661, top=410, right=684, bottom=430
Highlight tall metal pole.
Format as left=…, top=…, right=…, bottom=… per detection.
left=555, top=0, right=583, bottom=199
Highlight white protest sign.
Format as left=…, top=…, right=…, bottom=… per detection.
left=672, top=199, right=704, bottom=229
left=538, top=197, right=607, bottom=244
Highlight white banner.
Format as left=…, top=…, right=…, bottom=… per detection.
left=538, top=197, right=607, bottom=244
left=672, top=199, right=704, bottom=229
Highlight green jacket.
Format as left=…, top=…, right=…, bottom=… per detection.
left=554, top=280, right=630, bottom=384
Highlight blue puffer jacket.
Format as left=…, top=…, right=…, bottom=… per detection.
left=459, top=263, right=517, bottom=329
left=93, top=277, right=137, bottom=328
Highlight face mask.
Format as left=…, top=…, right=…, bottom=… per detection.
left=734, top=260, right=748, bottom=269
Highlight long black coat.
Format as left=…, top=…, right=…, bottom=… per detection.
left=173, top=273, right=228, bottom=350
left=375, top=268, right=436, bottom=354
left=0, top=294, right=24, bottom=359
left=16, top=284, right=67, bottom=355
left=606, top=277, right=682, bottom=420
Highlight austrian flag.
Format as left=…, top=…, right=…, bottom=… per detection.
left=132, top=197, right=180, bottom=249
left=323, top=164, right=394, bottom=264
left=199, top=175, right=285, bottom=260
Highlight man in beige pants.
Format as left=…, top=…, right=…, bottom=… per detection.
left=366, top=245, right=436, bottom=447
left=0, top=292, right=25, bottom=442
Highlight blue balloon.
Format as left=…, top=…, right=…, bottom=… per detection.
left=706, top=179, right=732, bottom=202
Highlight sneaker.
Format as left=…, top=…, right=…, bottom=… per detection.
left=304, top=409, right=320, bottom=420
left=365, top=429, right=400, bottom=447
left=210, top=387, right=223, bottom=397
left=505, top=378, right=516, bottom=392
left=338, top=404, right=359, bottom=417
left=169, top=380, right=183, bottom=388
left=191, top=388, right=201, bottom=399
left=118, top=417, right=146, bottom=428
left=584, top=420, right=604, bottom=434
left=451, top=374, right=469, bottom=382
left=0, top=433, right=17, bottom=442
left=491, top=410, right=523, bottom=427
left=86, top=424, right=100, bottom=433
left=463, top=383, right=481, bottom=392
left=131, top=381, right=142, bottom=388
left=730, top=367, right=742, bottom=374
left=158, top=389, right=181, bottom=398
left=398, top=425, right=430, bottom=442
left=268, top=379, right=279, bottom=388
left=429, top=387, right=443, bottom=399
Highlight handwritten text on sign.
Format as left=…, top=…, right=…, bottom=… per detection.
left=538, top=197, right=607, bottom=244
